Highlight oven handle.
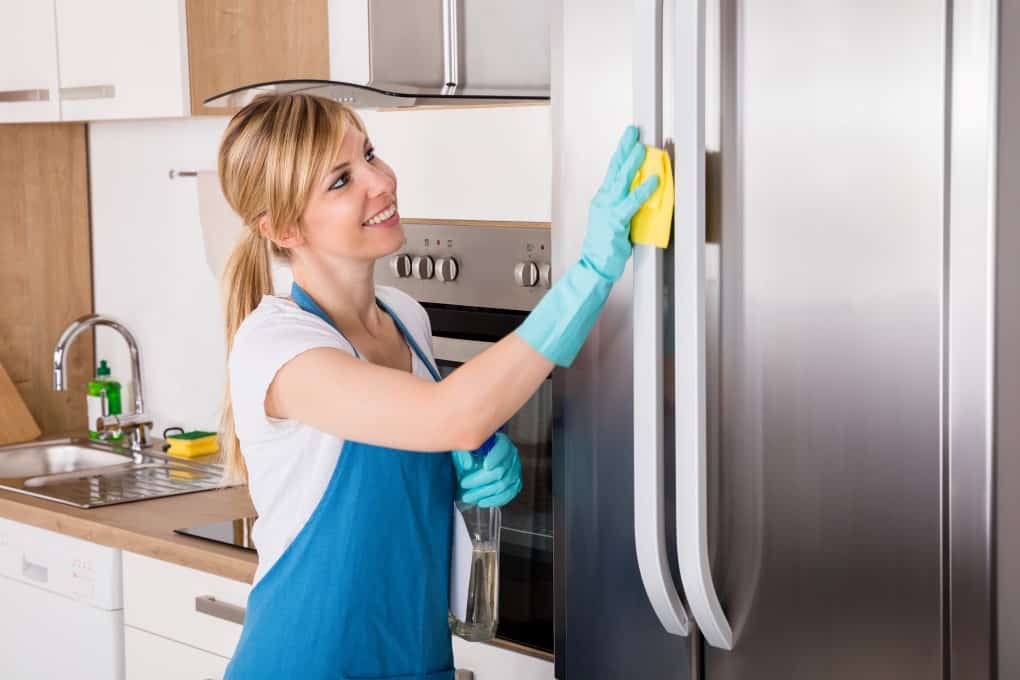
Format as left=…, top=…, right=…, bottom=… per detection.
left=432, top=336, right=494, bottom=363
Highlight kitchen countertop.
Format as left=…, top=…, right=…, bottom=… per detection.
left=0, top=439, right=258, bottom=583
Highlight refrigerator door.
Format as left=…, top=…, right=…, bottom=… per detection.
left=632, top=0, right=690, bottom=639
left=553, top=1, right=692, bottom=677
left=707, top=1, right=945, bottom=678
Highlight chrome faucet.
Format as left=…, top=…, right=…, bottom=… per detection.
left=53, top=314, right=152, bottom=451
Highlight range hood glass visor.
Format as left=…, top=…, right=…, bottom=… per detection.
left=203, top=79, right=550, bottom=110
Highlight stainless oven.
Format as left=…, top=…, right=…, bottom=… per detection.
left=374, top=220, right=553, bottom=656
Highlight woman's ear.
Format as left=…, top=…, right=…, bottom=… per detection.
left=258, top=214, right=304, bottom=249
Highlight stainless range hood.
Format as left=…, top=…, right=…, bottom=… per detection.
left=204, top=0, right=550, bottom=109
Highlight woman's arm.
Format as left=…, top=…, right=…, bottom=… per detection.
left=267, top=332, right=552, bottom=453
left=269, top=126, right=653, bottom=454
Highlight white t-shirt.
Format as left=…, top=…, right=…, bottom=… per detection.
left=228, top=286, right=437, bottom=586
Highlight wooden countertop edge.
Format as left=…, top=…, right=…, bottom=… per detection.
left=0, top=485, right=257, bottom=584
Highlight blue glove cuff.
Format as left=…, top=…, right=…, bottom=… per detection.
left=514, top=260, right=613, bottom=367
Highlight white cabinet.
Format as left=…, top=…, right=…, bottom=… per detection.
left=55, top=0, right=189, bottom=121
left=120, top=552, right=552, bottom=680
left=0, top=517, right=125, bottom=679
left=125, top=626, right=230, bottom=680
left=0, top=0, right=189, bottom=123
left=0, top=1, right=60, bottom=122
left=452, top=638, right=554, bottom=680
left=122, top=551, right=250, bottom=680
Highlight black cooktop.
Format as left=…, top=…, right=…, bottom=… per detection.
left=174, top=516, right=258, bottom=552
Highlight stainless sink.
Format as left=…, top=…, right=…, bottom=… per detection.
left=0, top=443, right=135, bottom=479
left=0, top=437, right=241, bottom=508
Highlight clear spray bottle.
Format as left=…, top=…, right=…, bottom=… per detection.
left=449, top=428, right=504, bottom=642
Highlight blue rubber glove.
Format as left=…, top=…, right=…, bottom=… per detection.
left=515, top=126, right=658, bottom=366
left=452, top=432, right=523, bottom=508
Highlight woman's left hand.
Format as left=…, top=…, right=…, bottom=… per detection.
left=452, top=432, right=523, bottom=508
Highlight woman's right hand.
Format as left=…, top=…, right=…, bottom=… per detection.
left=580, top=125, right=659, bottom=283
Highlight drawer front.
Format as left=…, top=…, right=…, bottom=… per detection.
left=125, top=625, right=230, bottom=680
left=123, top=551, right=250, bottom=658
left=452, top=637, right=553, bottom=680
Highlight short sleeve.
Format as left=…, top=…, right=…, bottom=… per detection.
left=228, top=298, right=351, bottom=442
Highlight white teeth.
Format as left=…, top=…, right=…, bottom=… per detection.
left=364, top=204, right=396, bottom=225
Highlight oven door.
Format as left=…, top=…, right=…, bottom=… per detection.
left=432, top=334, right=553, bottom=655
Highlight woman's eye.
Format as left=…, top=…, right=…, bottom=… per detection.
left=329, top=172, right=351, bottom=191
left=328, top=150, right=375, bottom=191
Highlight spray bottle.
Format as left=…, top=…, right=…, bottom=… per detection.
left=449, top=427, right=505, bottom=641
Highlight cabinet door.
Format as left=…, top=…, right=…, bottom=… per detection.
left=125, top=625, right=229, bottom=680
left=186, top=0, right=329, bottom=116
left=0, top=123, right=93, bottom=434
left=123, top=551, right=249, bottom=659
left=55, top=0, right=189, bottom=121
left=0, top=0, right=60, bottom=122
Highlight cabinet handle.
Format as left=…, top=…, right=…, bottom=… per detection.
left=60, top=85, right=115, bottom=100
left=195, top=594, right=245, bottom=625
left=0, top=88, right=50, bottom=102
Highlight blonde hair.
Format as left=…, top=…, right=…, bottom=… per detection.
left=217, top=93, right=365, bottom=484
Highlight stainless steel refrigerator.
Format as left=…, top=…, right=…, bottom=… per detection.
left=551, top=1, right=1014, bottom=678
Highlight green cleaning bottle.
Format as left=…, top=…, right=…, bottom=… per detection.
left=87, top=359, right=122, bottom=441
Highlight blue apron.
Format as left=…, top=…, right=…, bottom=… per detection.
left=224, top=282, right=455, bottom=680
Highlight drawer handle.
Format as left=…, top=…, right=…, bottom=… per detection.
left=195, top=594, right=245, bottom=625
left=60, top=84, right=115, bottom=100
left=0, top=88, right=50, bottom=102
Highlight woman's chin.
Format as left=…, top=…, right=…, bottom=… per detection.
left=373, top=224, right=406, bottom=256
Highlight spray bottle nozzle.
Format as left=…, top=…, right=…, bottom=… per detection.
left=472, top=425, right=507, bottom=458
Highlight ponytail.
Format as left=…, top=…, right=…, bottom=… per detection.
left=214, top=92, right=365, bottom=487
left=218, top=229, right=273, bottom=485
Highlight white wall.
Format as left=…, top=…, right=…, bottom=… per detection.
left=88, top=106, right=551, bottom=438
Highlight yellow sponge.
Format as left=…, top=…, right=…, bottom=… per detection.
left=629, top=146, right=674, bottom=249
left=166, top=430, right=219, bottom=458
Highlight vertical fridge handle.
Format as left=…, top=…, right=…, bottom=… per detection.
left=674, top=0, right=734, bottom=650
left=633, top=0, right=690, bottom=637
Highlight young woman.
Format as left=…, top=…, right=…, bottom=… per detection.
left=217, top=93, right=656, bottom=679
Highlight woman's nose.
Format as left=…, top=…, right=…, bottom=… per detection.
left=362, top=160, right=395, bottom=196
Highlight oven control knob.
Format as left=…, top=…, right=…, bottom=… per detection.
left=412, top=255, right=434, bottom=280
left=436, top=257, right=459, bottom=282
left=538, top=263, right=552, bottom=289
left=514, top=261, right=539, bottom=287
left=390, top=254, right=412, bottom=278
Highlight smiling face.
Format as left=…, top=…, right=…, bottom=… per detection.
left=292, top=126, right=404, bottom=263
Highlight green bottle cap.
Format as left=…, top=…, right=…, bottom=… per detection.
left=97, top=360, right=111, bottom=377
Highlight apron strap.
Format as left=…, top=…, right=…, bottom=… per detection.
left=290, top=281, right=441, bottom=381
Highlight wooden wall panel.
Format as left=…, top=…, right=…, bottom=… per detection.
left=186, top=0, right=330, bottom=116
left=0, top=123, right=93, bottom=436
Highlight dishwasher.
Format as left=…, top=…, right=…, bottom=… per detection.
left=0, top=516, right=124, bottom=679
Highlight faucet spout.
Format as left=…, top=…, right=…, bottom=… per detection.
left=52, top=314, right=148, bottom=448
